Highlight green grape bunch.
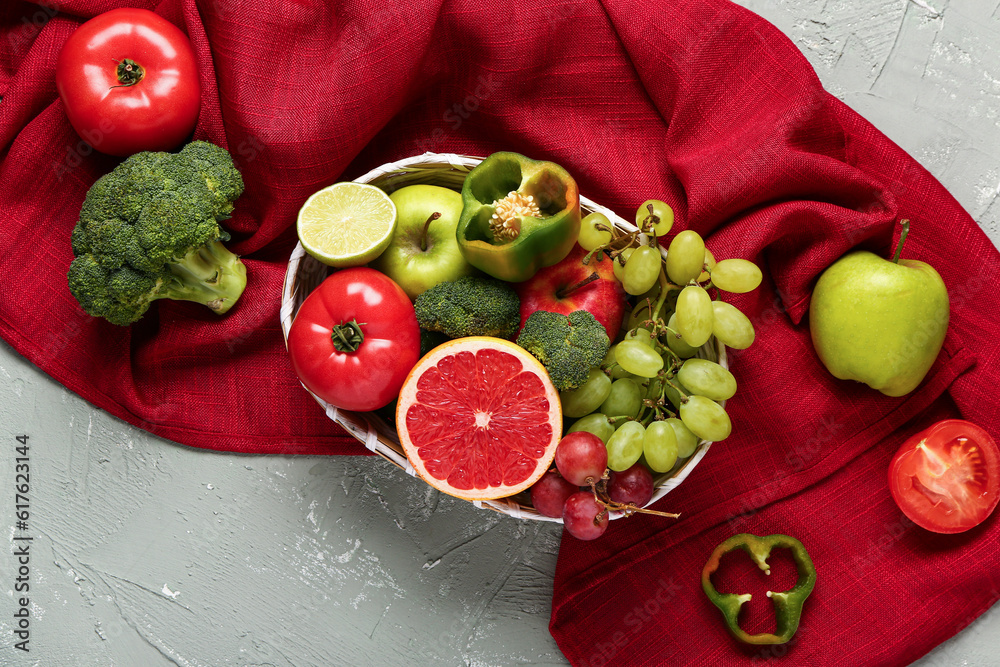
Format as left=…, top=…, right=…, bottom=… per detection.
left=565, top=199, right=765, bottom=474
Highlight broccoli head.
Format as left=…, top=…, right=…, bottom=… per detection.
left=67, top=141, right=248, bottom=326
left=515, top=310, right=610, bottom=391
left=413, top=276, right=520, bottom=339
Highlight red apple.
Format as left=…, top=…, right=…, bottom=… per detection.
left=514, top=244, right=626, bottom=340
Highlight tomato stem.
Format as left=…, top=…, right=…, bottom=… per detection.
left=112, top=58, right=144, bottom=88
left=420, top=212, right=441, bottom=252
left=331, top=319, right=365, bottom=353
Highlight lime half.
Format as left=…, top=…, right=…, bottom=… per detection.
left=297, top=182, right=397, bottom=267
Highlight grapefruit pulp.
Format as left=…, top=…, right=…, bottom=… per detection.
left=396, top=337, right=562, bottom=501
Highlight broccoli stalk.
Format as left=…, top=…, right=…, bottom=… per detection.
left=160, top=240, right=247, bottom=314
left=67, top=141, right=248, bottom=325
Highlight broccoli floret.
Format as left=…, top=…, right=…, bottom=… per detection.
left=414, top=276, right=520, bottom=339
left=515, top=310, right=610, bottom=391
left=175, top=140, right=245, bottom=215
left=67, top=141, right=248, bottom=326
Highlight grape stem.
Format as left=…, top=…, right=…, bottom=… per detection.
left=699, top=264, right=716, bottom=292
left=660, top=343, right=683, bottom=366
left=582, top=246, right=607, bottom=266
left=643, top=203, right=657, bottom=226
left=614, top=503, right=681, bottom=519
left=609, top=231, right=642, bottom=262
left=643, top=205, right=661, bottom=248
left=583, top=223, right=635, bottom=264
left=660, top=327, right=691, bottom=361
left=639, top=405, right=659, bottom=426
left=634, top=297, right=657, bottom=328
left=649, top=337, right=673, bottom=358
left=639, top=203, right=661, bottom=238
left=663, top=325, right=682, bottom=338
left=605, top=414, right=638, bottom=425
left=653, top=405, right=677, bottom=420
left=588, top=473, right=681, bottom=520
left=651, top=270, right=671, bottom=325
left=662, top=376, right=689, bottom=403
left=642, top=378, right=677, bottom=424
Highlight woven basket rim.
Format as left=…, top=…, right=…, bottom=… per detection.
left=280, top=151, right=728, bottom=522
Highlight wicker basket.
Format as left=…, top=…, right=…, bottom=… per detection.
left=280, top=152, right=727, bottom=522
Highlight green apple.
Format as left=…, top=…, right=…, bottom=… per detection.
left=371, top=184, right=476, bottom=300
left=809, top=225, right=949, bottom=397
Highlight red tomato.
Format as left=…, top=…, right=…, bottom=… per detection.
left=287, top=268, right=421, bottom=413
left=888, top=419, right=1000, bottom=534
left=55, top=8, right=201, bottom=157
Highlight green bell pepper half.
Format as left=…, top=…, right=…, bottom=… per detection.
left=456, top=152, right=581, bottom=283
left=701, top=533, right=817, bottom=645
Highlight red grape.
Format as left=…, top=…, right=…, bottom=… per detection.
left=555, top=432, right=608, bottom=486
left=530, top=471, right=579, bottom=518
left=562, top=492, right=609, bottom=540
left=608, top=463, right=654, bottom=507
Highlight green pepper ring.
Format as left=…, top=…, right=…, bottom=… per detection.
left=701, top=533, right=817, bottom=645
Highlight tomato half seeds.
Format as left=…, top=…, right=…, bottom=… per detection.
left=889, top=419, right=1000, bottom=534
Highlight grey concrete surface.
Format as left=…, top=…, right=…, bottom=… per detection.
left=4, top=1, right=1000, bottom=665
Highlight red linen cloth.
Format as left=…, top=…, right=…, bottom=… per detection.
left=1, top=1, right=998, bottom=665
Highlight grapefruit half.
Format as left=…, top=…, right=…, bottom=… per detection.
left=396, top=337, right=562, bottom=501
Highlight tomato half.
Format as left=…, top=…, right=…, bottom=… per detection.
left=287, top=268, right=421, bottom=413
left=55, top=8, right=201, bottom=157
left=888, top=419, right=1000, bottom=534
